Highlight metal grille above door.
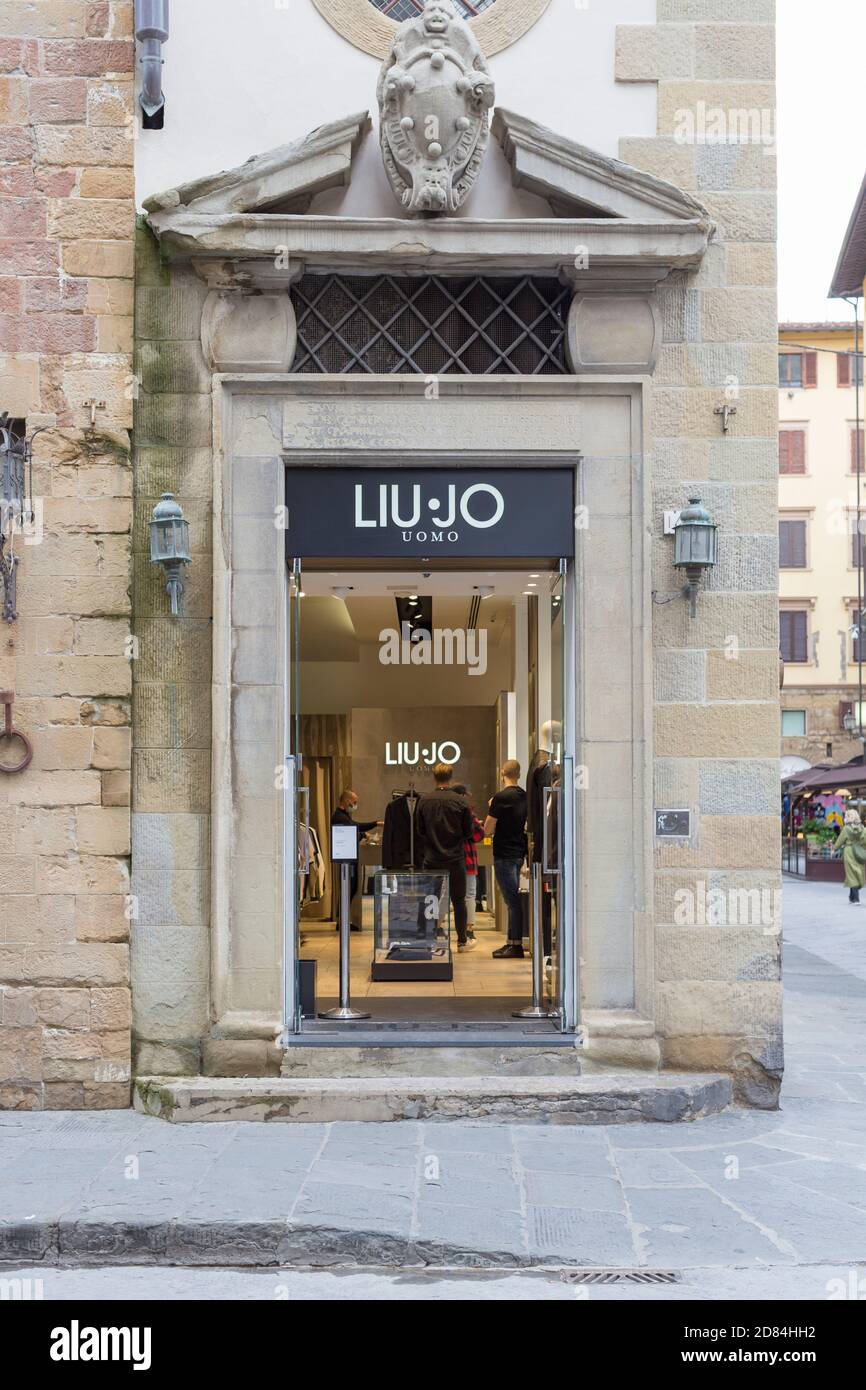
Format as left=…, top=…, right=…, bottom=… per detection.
left=290, top=274, right=570, bottom=375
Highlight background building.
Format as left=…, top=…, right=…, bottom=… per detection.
left=2, top=0, right=781, bottom=1112
left=778, top=322, right=865, bottom=771
left=0, top=0, right=134, bottom=1111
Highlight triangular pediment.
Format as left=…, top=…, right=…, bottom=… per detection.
left=492, top=108, right=708, bottom=222
left=142, top=112, right=372, bottom=217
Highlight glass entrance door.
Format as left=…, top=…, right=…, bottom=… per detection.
left=545, top=563, right=577, bottom=1030
left=281, top=557, right=304, bottom=1038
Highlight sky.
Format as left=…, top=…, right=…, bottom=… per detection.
left=778, top=0, right=866, bottom=322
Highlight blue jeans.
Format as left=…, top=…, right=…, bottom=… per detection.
left=494, top=858, right=524, bottom=942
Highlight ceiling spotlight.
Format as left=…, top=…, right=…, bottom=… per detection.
left=332, top=585, right=354, bottom=598
left=474, top=585, right=494, bottom=598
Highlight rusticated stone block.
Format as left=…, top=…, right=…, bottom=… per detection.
left=706, top=648, right=779, bottom=699
left=698, top=759, right=778, bottom=815
left=74, top=893, right=128, bottom=942
left=3, top=894, right=75, bottom=947
left=91, top=726, right=130, bottom=768
left=133, top=1040, right=200, bottom=1075
left=653, top=649, right=705, bottom=702
left=655, top=703, right=777, bottom=758
left=134, top=285, right=208, bottom=342
left=615, top=23, right=694, bottom=81
left=101, top=770, right=130, bottom=806
left=90, top=985, right=130, bottom=1030
left=656, top=926, right=780, bottom=982
left=0, top=1025, right=42, bottom=1081
left=658, top=980, right=781, bottom=1037
left=75, top=806, right=130, bottom=855
left=694, top=23, right=775, bottom=80
left=134, top=391, right=212, bottom=449
left=133, top=684, right=211, bottom=751
left=655, top=813, right=780, bottom=869
left=131, top=812, right=209, bottom=870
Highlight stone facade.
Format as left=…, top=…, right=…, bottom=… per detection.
left=3, top=0, right=781, bottom=1112
left=0, top=0, right=134, bottom=1109
left=618, top=0, right=781, bottom=1102
left=781, top=686, right=862, bottom=767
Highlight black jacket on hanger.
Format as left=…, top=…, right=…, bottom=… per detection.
left=382, top=792, right=418, bottom=870
left=526, top=749, right=553, bottom=864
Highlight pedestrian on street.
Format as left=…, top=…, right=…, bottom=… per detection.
left=833, top=808, right=866, bottom=904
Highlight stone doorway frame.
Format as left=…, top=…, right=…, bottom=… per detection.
left=210, top=374, right=654, bottom=1064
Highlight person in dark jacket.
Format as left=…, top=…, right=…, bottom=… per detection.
left=331, top=789, right=378, bottom=931
left=416, top=764, right=476, bottom=950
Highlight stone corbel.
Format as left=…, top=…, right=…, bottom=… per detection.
left=201, top=286, right=299, bottom=374
left=563, top=279, right=663, bottom=376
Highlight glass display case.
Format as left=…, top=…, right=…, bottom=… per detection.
left=371, top=870, right=453, bottom=981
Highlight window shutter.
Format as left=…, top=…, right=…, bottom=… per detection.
left=852, top=428, right=864, bottom=473
left=779, top=429, right=805, bottom=474
left=779, top=519, right=806, bottom=568
left=780, top=610, right=808, bottom=664
left=803, top=352, right=818, bottom=387
left=778, top=520, right=790, bottom=567
left=839, top=353, right=851, bottom=386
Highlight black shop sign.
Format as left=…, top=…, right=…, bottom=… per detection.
left=283, top=468, right=575, bottom=559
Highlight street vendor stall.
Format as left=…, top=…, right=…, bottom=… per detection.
left=782, top=762, right=866, bottom=879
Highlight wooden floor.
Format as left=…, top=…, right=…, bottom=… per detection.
left=300, top=900, right=535, bottom=1017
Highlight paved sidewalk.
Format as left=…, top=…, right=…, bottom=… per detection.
left=2, top=877, right=866, bottom=1277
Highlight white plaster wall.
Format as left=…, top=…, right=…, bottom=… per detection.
left=135, top=0, right=657, bottom=210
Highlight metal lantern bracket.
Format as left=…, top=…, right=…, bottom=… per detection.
left=673, top=495, right=718, bottom=618
left=149, top=492, right=191, bottom=616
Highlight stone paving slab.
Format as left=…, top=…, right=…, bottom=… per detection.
left=2, top=880, right=866, bottom=1272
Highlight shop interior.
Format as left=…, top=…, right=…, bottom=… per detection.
left=292, top=566, right=565, bottom=1027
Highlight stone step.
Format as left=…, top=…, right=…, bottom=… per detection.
left=281, top=1043, right=583, bottom=1078
left=134, top=1072, right=732, bottom=1125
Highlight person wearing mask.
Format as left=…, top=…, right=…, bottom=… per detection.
left=484, top=759, right=528, bottom=959
left=834, top=807, right=866, bottom=905
left=416, top=764, right=476, bottom=951
left=331, top=789, right=378, bottom=931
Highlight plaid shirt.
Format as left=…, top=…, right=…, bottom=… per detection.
left=464, top=816, right=484, bottom=875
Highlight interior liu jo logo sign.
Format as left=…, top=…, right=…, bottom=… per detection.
left=355, top=481, right=504, bottom=545
left=385, top=740, right=461, bottom=767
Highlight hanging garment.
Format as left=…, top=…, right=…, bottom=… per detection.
left=382, top=792, right=419, bottom=869
left=526, top=749, right=553, bottom=864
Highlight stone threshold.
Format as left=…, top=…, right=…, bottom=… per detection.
left=133, top=1073, right=732, bottom=1125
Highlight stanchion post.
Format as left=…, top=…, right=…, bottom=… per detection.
left=319, top=862, right=370, bottom=1021
left=513, top=860, right=550, bottom=1020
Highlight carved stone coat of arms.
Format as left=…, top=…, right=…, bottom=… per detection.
left=377, top=0, right=495, bottom=216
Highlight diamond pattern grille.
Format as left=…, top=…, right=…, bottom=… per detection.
left=291, top=274, right=570, bottom=375
left=369, top=0, right=498, bottom=21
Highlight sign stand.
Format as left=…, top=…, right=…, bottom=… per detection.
left=320, top=826, right=370, bottom=1022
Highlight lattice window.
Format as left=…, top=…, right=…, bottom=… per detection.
left=291, top=273, right=570, bottom=375
left=368, top=0, right=498, bottom=21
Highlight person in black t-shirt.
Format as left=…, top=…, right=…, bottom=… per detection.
left=484, top=759, right=528, bottom=958
left=416, top=763, right=476, bottom=950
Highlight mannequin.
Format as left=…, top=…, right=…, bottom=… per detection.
left=525, top=718, right=561, bottom=958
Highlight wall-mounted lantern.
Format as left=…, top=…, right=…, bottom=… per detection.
left=673, top=496, right=718, bottom=618
left=0, top=412, right=35, bottom=624
left=149, top=493, right=190, bottom=616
